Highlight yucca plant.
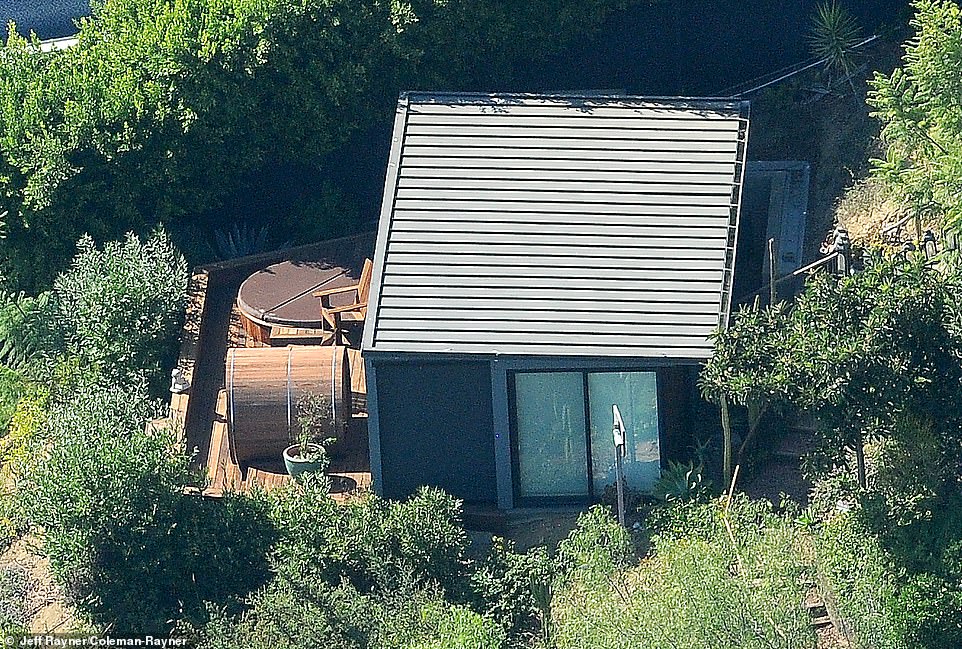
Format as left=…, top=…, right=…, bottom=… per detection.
left=808, top=1, right=863, bottom=81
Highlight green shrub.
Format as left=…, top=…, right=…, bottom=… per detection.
left=19, top=385, right=275, bottom=633
left=270, top=481, right=469, bottom=597
left=807, top=466, right=861, bottom=517
left=53, top=230, right=187, bottom=394
left=198, top=579, right=375, bottom=649
left=703, top=252, right=962, bottom=483
left=199, top=580, right=505, bottom=649
left=0, top=619, right=27, bottom=645
left=652, top=460, right=712, bottom=503
left=552, top=500, right=814, bottom=649
left=0, top=564, right=30, bottom=634
left=0, top=367, right=23, bottom=434
left=470, top=537, right=553, bottom=640
left=201, top=484, right=492, bottom=649
left=398, top=598, right=505, bottom=649
left=870, top=0, right=962, bottom=229
left=813, top=508, right=962, bottom=649
left=814, top=512, right=909, bottom=649
left=556, top=506, right=633, bottom=583
left=0, top=290, right=60, bottom=376
left=0, top=387, right=48, bottom=546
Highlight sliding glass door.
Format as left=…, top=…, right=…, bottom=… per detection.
left=587, top=372, right=660, bottom=495
left=512, top=370, right=661, bottom=504
left=513, top=372, right=589, bottom=499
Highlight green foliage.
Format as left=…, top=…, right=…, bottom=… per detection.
left=0, top=386, right=48, bottom=545
left=0, top=620, right=27, bottom=646
left=702, top=252, right=962, bottom=488
left=0, top=564, right=30, bottom=635
left=556, top=505, right=633, bottom=584
left=0, top=367, right=22, bottom=433
left=398, top=0, right=627, bottom=90
left=18, top=385, right=276, bottom=634
left=199, top=581, right=505, bottom=649
left=708, top=241, right=962, bottom=648
left=0, top=229, right=185, bottom=397
left=814, top=510, right=962, bottom=649
left=808, top=1, right=863, bottom=77
left=652, top=460, right=712, bottom=503
left=270, top=480, right=470, bottom=597
left=0, top=290, right=60, bottom=374
left=213, top=223, right=276, bottom=261
left=0, top=0, right=408, bottom=286
left=552, top=499, right=814, bottom=649
left=290, top=391, right=336, bottom=466
left=869, top=0, right=962, bottom=229
left=389, top=596, right=505, bottom=649
left=199, top=483, right=500, bottom=649
left=0, top=0, right=632, bottom=289
left=198, top=579, right=375, bottom=649
left=470, top=537, right=553, bottom=641
left=53, top=229, right=188, bottom=393
left=807, top=466, right=861, bottom=517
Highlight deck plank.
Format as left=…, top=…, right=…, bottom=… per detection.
left=348, top=347, right=367, bottom=414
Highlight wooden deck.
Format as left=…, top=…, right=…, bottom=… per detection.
left=203, top=343, right=370, bottom=498
left=168, top=234, right=376, bottom=500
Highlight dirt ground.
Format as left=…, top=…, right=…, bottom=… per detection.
left=0, top=536, right=82, bottom=634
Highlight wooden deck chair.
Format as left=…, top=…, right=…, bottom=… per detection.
left=313, top=258, right=373, bottom=345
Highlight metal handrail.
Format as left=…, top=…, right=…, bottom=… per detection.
left=734, top=251, right=842, bottom=305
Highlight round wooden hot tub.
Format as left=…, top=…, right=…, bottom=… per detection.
left=236, top=261, right=358, bottom=345
left=226, top=345, right=351, bottom=466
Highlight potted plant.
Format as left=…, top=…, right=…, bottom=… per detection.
left=283, top=392, right=336, bottom=477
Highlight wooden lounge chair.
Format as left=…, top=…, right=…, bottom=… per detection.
left=313, top=258, right=373, bottom=345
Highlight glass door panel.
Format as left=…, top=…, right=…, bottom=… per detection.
left=587, top=371, right=660, bottom=494
left=514, top=372, right=589, bottom=499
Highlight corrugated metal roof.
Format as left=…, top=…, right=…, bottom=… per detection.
left=363, top=93, right=749, bottom=359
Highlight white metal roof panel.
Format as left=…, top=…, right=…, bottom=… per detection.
left=363, top=93, right=749, bottom=358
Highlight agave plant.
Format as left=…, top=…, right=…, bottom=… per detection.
left=808, top=1, right=862, bottom=79
left=653, top=460, right=712, bottom=503
left=213, top=223, right=284, bottom=260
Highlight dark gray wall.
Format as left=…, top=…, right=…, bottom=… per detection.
left=374, top=360, right=496, bottom=503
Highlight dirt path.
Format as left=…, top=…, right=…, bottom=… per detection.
left=0, top=536, right=83, bottom=634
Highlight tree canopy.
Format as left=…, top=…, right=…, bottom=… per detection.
left=870, top=0, right=962, bottom=229
left=701, top=252, right=962, bottom=485
left=0, top=0, right=631, bottom=289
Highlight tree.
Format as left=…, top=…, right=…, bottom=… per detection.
left=0, top=0, right=634, bottom=289
left=701, top=252, right=962, bottom=493
left=869, top=0, right=962, bottom=229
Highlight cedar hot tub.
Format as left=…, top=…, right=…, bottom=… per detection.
left=236, top=260, right=360, bottom=346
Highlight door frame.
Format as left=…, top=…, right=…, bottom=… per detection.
left=506, top=365, right=666, bottom=508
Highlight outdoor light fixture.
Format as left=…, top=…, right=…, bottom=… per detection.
left=612, top=405, right=627, bottom=527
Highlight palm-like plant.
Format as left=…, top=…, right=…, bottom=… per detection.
left=213, top=223, right=285, bottom=260
left=0, top=290, right=60, bottom=374
left=808, top=1, right=862, bottom=79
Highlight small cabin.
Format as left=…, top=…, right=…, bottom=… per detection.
left=362, top=92, right=749, bottom=510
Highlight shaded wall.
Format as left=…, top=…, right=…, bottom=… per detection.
left=371, top=357, right=707, bottom=506
left=658, top=365, right=700, bottom=466
left=373, top=360, right=497, bottom=504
